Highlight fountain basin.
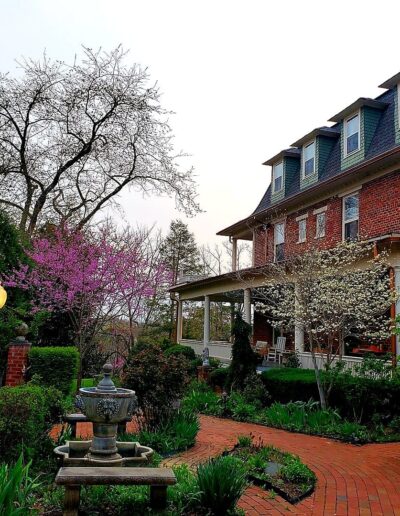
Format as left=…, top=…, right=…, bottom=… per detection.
left=54, top=440, right=154, bottom=467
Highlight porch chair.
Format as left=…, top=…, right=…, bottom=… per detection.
left=266, top=336, right=287, bottom=363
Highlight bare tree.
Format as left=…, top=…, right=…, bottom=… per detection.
left=0, top=46, right=200, bottom=234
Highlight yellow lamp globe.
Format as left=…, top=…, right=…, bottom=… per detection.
left=0, top=285, right=7, bottom=309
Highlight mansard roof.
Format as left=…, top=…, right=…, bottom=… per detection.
left=217, top=73, right=400, bottom=239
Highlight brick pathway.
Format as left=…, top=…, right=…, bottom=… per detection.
left=60, top=415, right=400, bottom=515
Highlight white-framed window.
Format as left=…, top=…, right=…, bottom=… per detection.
left=343, top=193, right=359, bottom=240
left=315, top=212, right=326, bottom=238
left=274, top=222, right=285, bottom=262
left=298, top=218, right=307, bottom=243
left=344, top=112, right=360, bottom=156
left=302, top=141, right=315, bottom=178
left=272, top=161, right=283, bottom=193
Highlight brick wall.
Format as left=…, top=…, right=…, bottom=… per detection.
left=253, top=171, right=400, bottom=266
left=253, top=311, right=273, bottom=345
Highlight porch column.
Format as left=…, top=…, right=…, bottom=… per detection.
left=230, top=302, right=235, bottom=343
left=394, top=267, right=400, bottom=356
left=232, top=238, right=238, bottom=272
left=243, top=288, right=251, bottom=325
left=294, top=284, right=305, bottom=352
left=203, top=295, right=210, bottom=347
left=176, top=298, right=183, bottom=343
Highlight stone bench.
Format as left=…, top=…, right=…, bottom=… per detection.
left=55, top=466, right=177, bottom=515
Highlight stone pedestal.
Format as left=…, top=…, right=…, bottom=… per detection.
left=5, top=338, right=31, bottom=386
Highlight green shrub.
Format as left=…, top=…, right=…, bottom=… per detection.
left=123, top=343, right=190, bottom=430
left=182, top=383, right=221, bottom=415
left=228, top=314, right=257, bottom=390
left=209, top=367, right=229, bottom=389
left=261, top=368, right=319, bottom=404
left=0, top=454, right=41, bottom=515
left=165, top=344, right=196, bottom=361
left=121, top=410, right=199, bottom=454
left=242, top=373, right=271, bottom=407
left=281, top=456, right=315, bottom=485
left=29, top=346, right=79, bottom=395
left=196, top=456, right=247, bottom=515
left=0, top=384, right=63, bottom=462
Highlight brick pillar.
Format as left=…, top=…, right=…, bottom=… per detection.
left=5, top=335, right=31, bottom=387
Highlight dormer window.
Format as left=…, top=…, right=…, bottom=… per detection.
left=302, top=141, right=315, bottom=177
left=272, top=162, right=283, bottom=193
left=344, top=112, right=360, bottom=155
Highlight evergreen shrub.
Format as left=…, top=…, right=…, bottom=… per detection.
left=0, top=384, right=63, bottom=462
left=29, top=346, right=79, bottom=395
left=165, top=344, right=196, bottom=361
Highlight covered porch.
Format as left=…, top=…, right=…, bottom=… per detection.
left=170, top=263, right=400, bottom=371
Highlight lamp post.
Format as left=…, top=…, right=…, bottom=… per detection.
left=0, top=283, right=7, bottom=310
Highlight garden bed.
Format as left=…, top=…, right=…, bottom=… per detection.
left=225, top=436, right=316, bottom=504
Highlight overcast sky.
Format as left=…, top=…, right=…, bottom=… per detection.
left=1, top=0, right=400, bottom=244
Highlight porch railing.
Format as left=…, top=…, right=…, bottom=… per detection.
left=297, top=351, right=364, bottom=372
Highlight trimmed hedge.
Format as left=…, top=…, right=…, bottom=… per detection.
left=261, top=368, right=400, bottom=422
left=29, top=346, right=79, bottom=395
left=261, top=369, right=319, bottom=404
left=210, top=367, right=230, bottom=389
left=0, top=384, right=64, bottom=462
left=164, top=344, right=196, bottom=361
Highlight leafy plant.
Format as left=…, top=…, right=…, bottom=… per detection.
left=29, top=346, right=79, bottom=395
left=196, top=456, right=247, bottom=515
left=121, top=410, right=199, bottom=455
left=237, top=435, right=252, bottom=448
left=0, top=454, right=41, bottom=515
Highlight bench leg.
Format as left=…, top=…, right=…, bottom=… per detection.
left=63, top=485, right=81, bottom=516
left=150, top=485, right=168, bottom=510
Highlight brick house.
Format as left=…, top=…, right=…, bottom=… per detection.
left=170, top=71, right=400, bottom=368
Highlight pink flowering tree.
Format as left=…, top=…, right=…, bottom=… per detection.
left=3, top=224, right=170, bottom=388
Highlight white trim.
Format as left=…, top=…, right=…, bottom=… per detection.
left=338, top=185, right=362, bottom=198
left=295, top=213, right=309, bottom=222
left=342, top=192, right=359, bottom=240
left=301, top=140, right=316, bottom=179
left=272, top=161, right=284, bottom=194
left=343, top=110, right=361, bottom=157
left=312, top=205, right=327, bottom=215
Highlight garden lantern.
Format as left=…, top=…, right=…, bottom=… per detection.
left=0, top=284, right=7, bottom=309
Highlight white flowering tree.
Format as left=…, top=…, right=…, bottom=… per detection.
left=254, top=241, right=395, bottom=408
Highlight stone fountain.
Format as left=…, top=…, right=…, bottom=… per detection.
left=55, top=363, right=153, bottom=467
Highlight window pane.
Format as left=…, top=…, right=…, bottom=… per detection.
left=347, top=132, right=359, bottom=154
left=304, top=158, right=314, bottom=176
left=316, top=212, right=326, bottom=238
left=273, top=162, right=283, bottom=192
left=345, top=220, right=358, bottom=240
left=298, top=219, right=306, bottom=242
left=347, top=115, right=359, bottom=136
left=274, top=175, right=282, bottom=192
left=303, top=142, right=315, bottom=176
left=344, top=195, right=359, bottom=222
left=275, top=223, right=285, bottom=244
left=275, top=243, right=285, bottom=262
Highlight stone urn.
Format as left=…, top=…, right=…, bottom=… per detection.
left=75, top=363, right=137, bottom=463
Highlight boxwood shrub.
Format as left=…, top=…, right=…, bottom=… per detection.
left=261, top=368, right=400, bottom=422
left=29, top=346, right=79, bottom=395
left=0, top=384, right=64, bottom=462
left=210, top=367, right=230, bottom=389
left=164, top=344, right=196, bottom=361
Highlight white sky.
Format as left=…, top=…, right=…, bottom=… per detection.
left=1, top=0, right=400, bottom=244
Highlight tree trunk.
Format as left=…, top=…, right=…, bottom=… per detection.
left=310, top=347, right=327, bottom=409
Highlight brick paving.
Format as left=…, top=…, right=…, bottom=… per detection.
left=59, top=415, right=400, bottom=515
